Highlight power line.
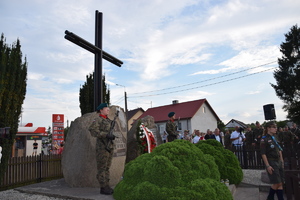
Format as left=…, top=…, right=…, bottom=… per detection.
left=129, top=66, right=277, bottom=98
left=129, top=61, right=277, bottom=95
left=112, top=96, right=124, bottom=105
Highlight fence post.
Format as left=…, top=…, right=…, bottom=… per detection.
left=38, top=154, right=42, bottom=183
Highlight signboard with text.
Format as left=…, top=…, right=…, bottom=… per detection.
left=52, top=114, right=64, bottom=145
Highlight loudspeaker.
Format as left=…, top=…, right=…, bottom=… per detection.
left=263, top=104, right=276, bottom=120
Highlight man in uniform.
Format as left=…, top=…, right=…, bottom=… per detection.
left=253, top=121, right=263, bottom=147
left=281, top=126, right=294, bottom=148
left=224, top=130, right=231, bottom=149
left=89, top=103, right=115, bottom=195
left=291, top=123, right=300, bottom=150
left=166, top=112, right=178, bottom=142
left=277, top=127, right=284, bottom=146
left=244, top=126, right=254, bottom=147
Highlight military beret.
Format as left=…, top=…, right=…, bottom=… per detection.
left=168, top=112, right=175, bottom=118
left=96, top=103, right=108, bottom=111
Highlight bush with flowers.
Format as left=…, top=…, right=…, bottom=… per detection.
left=113, top=140, right=233, bottom=200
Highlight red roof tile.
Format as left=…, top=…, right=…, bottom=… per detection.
left=138, top=98, right=220, bottom=123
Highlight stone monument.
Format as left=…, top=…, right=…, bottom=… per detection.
left=125, top=115, right=162, bottom=163
left=62, top=105, right=127, bottom=187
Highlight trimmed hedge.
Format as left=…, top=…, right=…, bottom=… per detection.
left=113, top=140, right=233, bottom=200
left=195, top=139, right=243, bottom=185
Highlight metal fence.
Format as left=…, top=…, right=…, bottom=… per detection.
left=0, top=154, right=63, bottom=191
left=229, top=145, right=300, bottom=200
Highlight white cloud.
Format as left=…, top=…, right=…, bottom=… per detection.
left=1, top=0, right=298, bottom=127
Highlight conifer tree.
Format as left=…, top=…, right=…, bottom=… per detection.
left=271, top=25, right=300, bottom=123
left=0, top=34, right=27, bottom=182
left=79, top=73, right=110, bottom=115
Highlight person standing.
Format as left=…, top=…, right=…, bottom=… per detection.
left=162, top=132, right=167, bottom=143
left=214, top=128, right=223, bottom=145
left=291, top=123, right=300, bottom=150
left=32, top=140, right=38, bottom=156
left=192, top=130, right=201, bottom=144
left=253, top=121, right=263, bottom=147
left=260, top=121, right=284, bottom=200
left=224, top=130, right=232, bottom=149
left=89, top=103, right=115, bottom=195
left=183, top=130, right=192, bottom=143
left=165, top=112, right=178, bottom=142
left=230, top=126, right=245, bottom=147
left=244, top=126, right=254, bottom=147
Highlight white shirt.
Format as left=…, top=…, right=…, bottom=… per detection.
left=215, top=135, right=221, bottom=143
left=230, top=131, right=245, bottom=145
left=193, top=135, right=200, bottom=144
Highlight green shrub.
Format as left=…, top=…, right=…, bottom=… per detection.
left=113, top=140, right=233, bottom=200
left=195, top=139, right=243, bottom=184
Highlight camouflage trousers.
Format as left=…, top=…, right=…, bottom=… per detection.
left=96, top=139, right=114, bottom=187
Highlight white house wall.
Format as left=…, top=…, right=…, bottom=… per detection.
left=191, top=102, right=218, bottom=132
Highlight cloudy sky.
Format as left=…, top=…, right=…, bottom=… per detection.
left=1, top=0, right=299, bottom=129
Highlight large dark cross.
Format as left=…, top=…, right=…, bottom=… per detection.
left=64, top=11, right=123, bottom=110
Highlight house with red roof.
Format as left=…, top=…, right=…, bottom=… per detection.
left=138, top=99, right=220, bottom=136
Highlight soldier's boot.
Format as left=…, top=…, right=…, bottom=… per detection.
left=105, top=185, right=114, bottom=194
left=100, top=186, right=113, bottom=195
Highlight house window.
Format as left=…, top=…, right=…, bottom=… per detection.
left=159, top=125, right=165, bottom=134
left=177, top=122, right=182, bottom=131
left=203, top=106, right=206, bottom=113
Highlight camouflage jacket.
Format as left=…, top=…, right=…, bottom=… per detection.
left=253, top=127, right=263, bottom=144
left=89, top=115, right=112, bottom=140
left=278, top=130, right=293, bottom=144
left=244, top=130, right=254, bottom=145
left=166, top=120, right=178, bottom=136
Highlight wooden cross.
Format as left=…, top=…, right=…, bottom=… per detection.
left=64, top=10, right=123, bottom=110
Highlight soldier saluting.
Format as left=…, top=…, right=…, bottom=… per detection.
left=166, top=112, right=178, bottom=142
left=89, top=103, right=116, bottom=195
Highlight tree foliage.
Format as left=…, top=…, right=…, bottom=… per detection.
left=0, top=33, right=27, bottom=182
left=79, top=73, right=110, bottom=115
left=271, top=25, right=300, bottom=123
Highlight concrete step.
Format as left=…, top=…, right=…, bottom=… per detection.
left=233, top=187, right=259, bottom=200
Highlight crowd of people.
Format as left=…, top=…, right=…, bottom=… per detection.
left=41, top=141, right=64, bottom=155
left=163, top=112, right=300, bottom=200
left=163, top=120, right=300, bottom=151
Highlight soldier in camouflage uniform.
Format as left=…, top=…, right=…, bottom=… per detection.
left=280, top=126, right=294, bottom=148
left=291, top=123, right=300, bottom=149
left=88, top=103, right=115, bottom=195
left=277, top=127, right=284, bottom=146
left=166, top=112, right=178, bottom=142
left=253, top=121, right=263, bottom=146
left=244, top=126, right=254, bottom=147
left=253, top=121, right=263, bottom=165
left=224, top=130, right=232, bottom=149
left=260, top=121, right=284, bottom=200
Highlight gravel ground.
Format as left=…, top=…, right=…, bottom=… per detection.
left=0, top=189, right=70, bottom=200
